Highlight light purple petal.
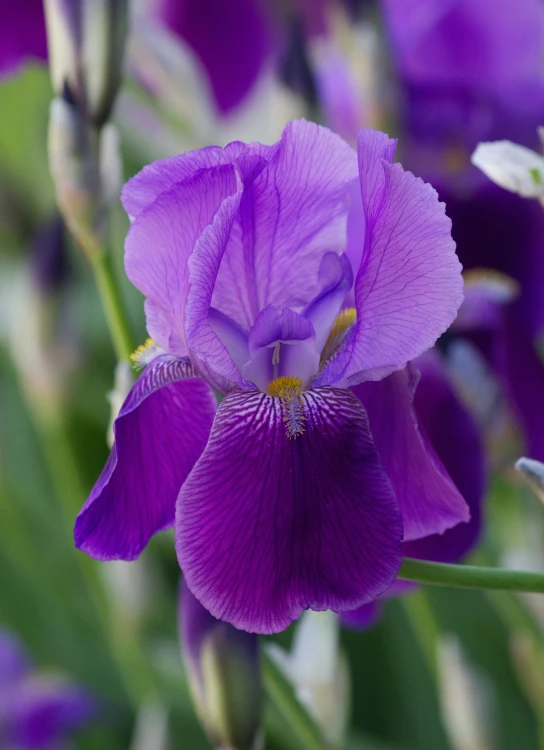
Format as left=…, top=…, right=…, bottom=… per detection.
left=159, top=0, right=272, bottom=114
left=177, top=387, right=402, bottom=634
left=352, top=363, right=470, bottom=541
left=125, top=163, right=247, bottom=390
left=321, top=129, right=463, bottom=386
left=242, top=305, right=318, bottom=391
left=75, top=357, right=216, bottom=561
left=212, top=120, right=359, bottom=330
left=340, top=601, right=382, bottom=630
left=121, top=141, right=276, bottom=220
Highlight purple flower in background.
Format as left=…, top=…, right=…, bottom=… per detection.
left=75, top=120, right=465, bottom=633
left=342, top=347, right=486, bottom=629
left=0, top=1, right=48, bottom=76
left=0, top=630, right=94, bottom=750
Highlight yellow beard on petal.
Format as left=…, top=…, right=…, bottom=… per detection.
left=267, top=376, right=306, bottom=439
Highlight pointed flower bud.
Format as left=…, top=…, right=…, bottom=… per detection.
left=179, top=581, right=263, bottom=750
left=48, top=96, right=103, bottom=254
left=44, top=0, right=128, bottom=127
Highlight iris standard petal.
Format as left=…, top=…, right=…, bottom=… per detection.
left=212, top=120, right=359, bottom=330
left=125, top=164, right=245, bottom=389
left=303, top=253, right=354, bottom=352
left=121, top=141, right=277, bottom=221
left=352, top=364, right=470, bottom=541
left=176, top=387, right=402, bottom=634
left=325, top=129, right=463, bottom=386
left=75, top=357, right=216, bottom=561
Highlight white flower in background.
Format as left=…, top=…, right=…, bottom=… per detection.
left=438, top=635, right=494, bottom=750
left=267, top=610, right=349, bottom=748
left=471, top=139, right=544, bottom=202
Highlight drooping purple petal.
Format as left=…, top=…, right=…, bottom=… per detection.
left=159, top=0, right=272, bottom=114
left=402, top=349, right=486, bottom=562
left=352, top=363, right=469, bottom=541
left=212, top=120, right=359, bottom=330
left=177, top=387, right=402, bottom=634
left=0, top=0, right=48, bottom=77
left=75, top=357, right=216, bottom=561
left=242, top=305, right=318, bottom=391
left=318, top=129, right=463, bottom=386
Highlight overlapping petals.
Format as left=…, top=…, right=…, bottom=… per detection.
left=352, top=362, right=470, bottom=541
left=177, top=388, right=402, bottom=633
left=75, top=357, right=216, bottom=560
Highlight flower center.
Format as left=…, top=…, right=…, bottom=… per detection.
left=320, top=307, right=357, bottom=364
left=267, top=376, right=306, bottom=439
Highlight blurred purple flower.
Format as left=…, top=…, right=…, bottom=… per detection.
left=381, top=0, right=544, bottom=453
left=75, top=120, right=464, bottom=633
left=0, top=1, right=48, bottom=77
left=0, top=630, right=94, bottom=750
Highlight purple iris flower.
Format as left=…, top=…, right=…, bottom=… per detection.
left=0, top=1, right=48, bottom=76
left=0, top=630, right=94, bottom=750
left=342, top=347, right=486, bottom=629
left=75, top=120, right=465, bottom=634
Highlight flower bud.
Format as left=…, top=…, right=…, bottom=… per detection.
left=44, top=0, right=128, bottom=127
left=179, top=581, right=263, bottom=750
left=48, top=96, right=103, bottom=254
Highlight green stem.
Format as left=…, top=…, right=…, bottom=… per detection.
left=262, top=651, right=326, bottom=750
left=399, top=558, right=544, bottom=594
left=90, top=249, right=135, bottom=361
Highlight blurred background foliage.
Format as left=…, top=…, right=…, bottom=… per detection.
left=1, top=17, right=544, bottom=750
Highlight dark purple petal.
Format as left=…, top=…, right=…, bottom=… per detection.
left=0, top=630, right=30, bottom=688
left=319, top=129, right=463, bottom=386
left=9, top=678, right=94, bottom=748
left=243, top=305, right=318, bottom=391
left=0, top=0, right=47, bottom=77
left=177, top=387, right=402, bottom=633
left=403, top=349, right=486, bottom=562
left=159, top=0, right=272, bottom=114
left=212, top=120, right=359, bottom=330
left=352, top=364, right=469, bottom=541
left=75, top=357, right=216, bottom=561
